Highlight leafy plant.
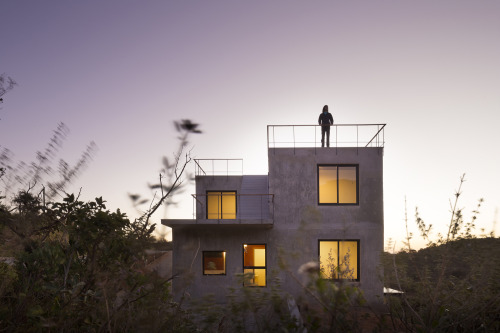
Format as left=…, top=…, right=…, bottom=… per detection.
left=385, top=175, right=500, bottom=332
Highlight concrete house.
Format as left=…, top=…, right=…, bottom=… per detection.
left=162, top=124, right=386, bottom=306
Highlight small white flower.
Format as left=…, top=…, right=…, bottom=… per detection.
left=298, top=261, right=320, bottom=275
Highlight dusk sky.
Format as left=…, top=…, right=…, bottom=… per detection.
left=2, top=1, right=499, bottom=249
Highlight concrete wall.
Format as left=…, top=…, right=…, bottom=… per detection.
left=169, top=147, right=384, bottom=305
left=268, top=147, right=384, bottom=229
left=170, top=225, right=272, bottom=301
left=269, top=147, right=384, bottom=304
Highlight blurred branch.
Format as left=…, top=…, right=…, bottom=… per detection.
left=0, top=73, right=17, bottom=108
left=0, top=123, right=97, bottom=201
left=129, top=119, right=202, bottom=238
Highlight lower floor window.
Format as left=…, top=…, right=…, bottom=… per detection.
left=243, top=244, right=266, bottom=286
left=203, top=251, right=226, bottom=275
left=319, top=240, right=359, bottom=280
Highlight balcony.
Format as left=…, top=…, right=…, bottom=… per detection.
left=190, top=193, right=274, bottom=225
left=267, top=124, right=386, bottom=151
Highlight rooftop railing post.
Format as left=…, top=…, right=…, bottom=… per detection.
left=314, top=125, right=317, bottom=154
left=335, top=125, right=338, bottom=155
left=377, top=125, right=379, bottom=147
left=357, top=125, right=359, bottom=155
left=365, top=124, right=386, bottom=147
left=273, top=126, right=276, bottom=154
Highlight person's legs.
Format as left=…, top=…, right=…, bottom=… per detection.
left=321, top=126, right=326, bottom=147
left=326, top=127, right=330, bottom=147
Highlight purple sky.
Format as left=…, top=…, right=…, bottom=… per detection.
left=2, top=1, right=499, bottom=249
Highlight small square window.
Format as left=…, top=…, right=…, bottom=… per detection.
left=203, top=251, right=226, bottom=275
left=318, top=165, right=358, bottom=205
left=207, top=191, right=236, bottom=219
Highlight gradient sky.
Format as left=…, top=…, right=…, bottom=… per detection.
left=2, top=1, right=499, bottom=249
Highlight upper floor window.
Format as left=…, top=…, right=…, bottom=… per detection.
left=318, top=165, right=358, bottom=205
left=207, top=191, right=236, bottom=219
left=243, top=244, right=266, bottom=286
left=203, top=251, right=226, bottom=275
left=319, top=240, right=359, bottom=280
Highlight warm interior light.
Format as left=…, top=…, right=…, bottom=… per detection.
left=207, top=191, right=236, bottom=219
left=319, top=166, right=337, bottom=203
left=338, top=167, right=356, bottom=203
left=203, top=251, right=226, bottom=275
left=319, top=166, right=357, bottom=204
left=243, top=244, right=266, bottom=286
left=319, top=241, right=358, bottom=280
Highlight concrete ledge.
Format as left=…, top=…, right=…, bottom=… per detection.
left=162, top=218, right=274, bottom=227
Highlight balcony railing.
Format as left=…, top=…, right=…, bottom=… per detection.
left=267, top=124, right=386, bottom=149
left=194, top=159, right=244, bottom=177
left=191, top=193, right=274, bottom=221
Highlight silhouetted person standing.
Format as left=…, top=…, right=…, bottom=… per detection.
left=318, top=105, right=334, bottom=147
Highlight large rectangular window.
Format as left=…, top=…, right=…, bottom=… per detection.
left=207, top=191, right=236, bottom=219
left=243, top=244, right=266, bottom=286
left=203, top=251, right=226, bottom=275
left=319, top=240, right=359, bottom=280
left=318, top=165, right=358, bottom=204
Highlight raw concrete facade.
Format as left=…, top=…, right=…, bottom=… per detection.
left=163, top=126, right=385, bottom=306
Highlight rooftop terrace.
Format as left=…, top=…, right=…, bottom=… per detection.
left=268, top=124, right=386, bottom=149
left=193, top=124, right=386, bottom=177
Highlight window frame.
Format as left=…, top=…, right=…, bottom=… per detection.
left=206, top=190, right=237, bottom=219
left=242, top=243, right=267, bottom=287
left=317, top=164, right=359, bottom=205
left=202, top=250, right=227, bottom=276
left=318, top=239, right=360, bottom=281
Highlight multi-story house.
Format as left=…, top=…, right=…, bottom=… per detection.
left=162, top=124, right=385, bottom=306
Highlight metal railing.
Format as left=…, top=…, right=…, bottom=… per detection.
left=267, top=124, right=386, bottom=149
left=191, top=193, right=274, bottom=221
left=194, top=159, right=244, bottom=177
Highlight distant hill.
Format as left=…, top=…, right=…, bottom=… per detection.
left=382, top=237, right=500, bottom=331
left=383, top=237, right=500, bottom=290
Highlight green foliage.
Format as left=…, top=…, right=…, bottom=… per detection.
left=0, top=191, right=196, bottom=332
left=0, top=119, right=204, bottom=331
left=385, top=238, right=500, bottom=332
left=384, top=175, right=500, bottom=332
left=203, top=273, right=303, bottom=333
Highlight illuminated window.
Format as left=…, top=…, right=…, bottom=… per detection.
left=318, top=165, right=358, bottom=204
left=319, top=240, right=359, bottom=280
left=203, top=251, right=226, bottom=275
left=243, top=244, right=266, bottom=286
left=207, top=191, right=236, bottom=219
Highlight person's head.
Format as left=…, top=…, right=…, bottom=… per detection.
left=322, top=105, right=329, bottom=114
